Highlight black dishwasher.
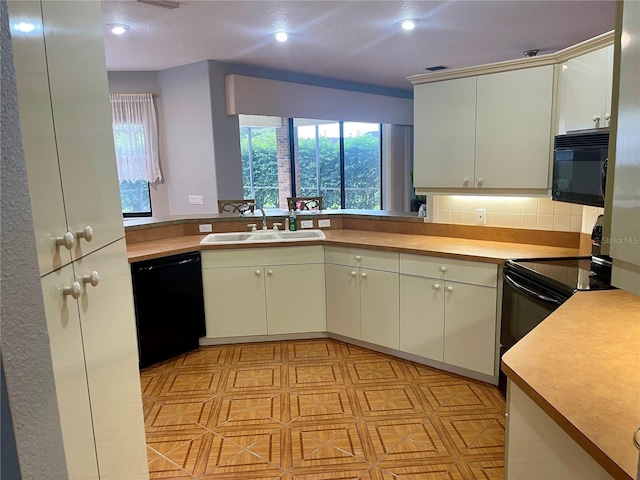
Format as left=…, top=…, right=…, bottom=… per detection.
left=131, top=251, right=206, bottom=368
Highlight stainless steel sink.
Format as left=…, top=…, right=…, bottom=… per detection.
left=200, top=229, right=325, bottom=245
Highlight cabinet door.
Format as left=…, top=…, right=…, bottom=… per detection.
left=475, top=66, right=554, bottom=189
left=40, top=265, right=99, bottom=480
left=8, top=1, right=71, bottom=276
left=558, top=47, right=611, bottom=133
left=443, top=281, right=497, bottom=376
left=325, top=264, right=361, bottom=339
left=202, top=266, right=267, bottom=337
left=360, top=269, right=400, bottom=349
left=266, top=264, right=326, bottom=334
left=74, top=240, right=148, bottom=479
left=399, top=275, right=445, bottom=361
left=41, top=2, right=125, bottom=258
left=413, top=77, right=476, bottom=188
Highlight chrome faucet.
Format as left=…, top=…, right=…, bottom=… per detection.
left=240, top=202, right=267, bottom=230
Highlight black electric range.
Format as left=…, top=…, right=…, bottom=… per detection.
left=505, top=256, right=613, bottom=296
left=498, top=256, right=614, bottom=396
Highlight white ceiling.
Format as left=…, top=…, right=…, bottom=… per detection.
left=101, top=0, right=617, bottom=91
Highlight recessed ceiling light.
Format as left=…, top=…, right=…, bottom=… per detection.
left=109, top=24, right=130, bottom=35
left=401, top=20, right=416, bottom=31
left=275, top=31, right=288, bottom=42
left=14, top=22, right=36, bottom=33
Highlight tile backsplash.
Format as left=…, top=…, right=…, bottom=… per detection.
left=433, top=196, right=602, bottom=233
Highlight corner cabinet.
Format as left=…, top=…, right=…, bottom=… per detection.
left=399, top=254, right=498, bottom=377
left=9, top=1, right=148, bottom=479
left=202, top=246, right=326, bottom=338
left=414, top=65, right=554, bottom=194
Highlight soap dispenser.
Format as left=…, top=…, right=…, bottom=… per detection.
left=288, top=210, right=297, bottom=231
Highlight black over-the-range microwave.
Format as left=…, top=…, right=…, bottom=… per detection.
left=552, top=129, right=609, bottom=208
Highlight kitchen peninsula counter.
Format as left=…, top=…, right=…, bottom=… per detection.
left=502, top=290, right=640, bottom=480
left=126, top=228, right=585, bottom=263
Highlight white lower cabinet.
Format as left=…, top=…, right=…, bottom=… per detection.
left=399, top=254, right=498, bottom=377
left=202, top=246, right=326, bottom=338
left=325, top=247, right=400, bottom=350
left=399, top=275, right=445, bottom=361
left=442, top=281, right=497, bottom=376
left=40, top=240, right=148, bottom=480
left=203, top=266, right=267, bottom=337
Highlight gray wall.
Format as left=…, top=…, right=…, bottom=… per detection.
left=1, top=2, right=69, bottom=477
left=158, top=61, right=223, bottom=215
left=107, top=71, right=170, bottom=216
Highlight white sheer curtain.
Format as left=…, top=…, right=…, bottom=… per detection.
left=110, top=93, right=162, bottom=183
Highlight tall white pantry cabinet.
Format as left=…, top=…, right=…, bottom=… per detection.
left=8, top=2, right=148, bottom=479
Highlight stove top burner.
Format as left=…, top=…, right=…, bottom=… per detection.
left=506, top=256, right=613, bottom=293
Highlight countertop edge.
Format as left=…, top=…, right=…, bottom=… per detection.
left=501, top=362, right=632, bottom=480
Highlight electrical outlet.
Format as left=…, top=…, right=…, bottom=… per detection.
left=300, top=220, right=313, bottom=229
left=188, top=195, right=204, bottom=205
left=198, top=224, right=212, bottom=233
left=318, top=219, right=331, bottom=228
left=476, top=208, right=486, bottom=225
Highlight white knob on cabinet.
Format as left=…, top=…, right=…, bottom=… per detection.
left=350, top=271, right=357, bottom=276
left=355, top=255, right=361, bottom=261
left=433, top=283, right=440, bottom=290
left=55, top=231, right=75, bottom=250
left=361, top=272, right=367, bottom=278
left=593, top=114, right=601, bottom=123
left=76, top=225, right=93, bottom=242
left=447, top=286, right=454, bottom=292
left=477, top=178, right=484, bottom=187
left=267, top=269, right=273, bottom=276
left=255, top=270, right=261, bottom=276
left=440, top=266, right=447, bottom=273
left=63, top=281, right=82, bottom=299
left=604, top=113, right=611, bottom=121
left=80, top=271, right=99, bottom=287
left=463, top=178, right=469, bottom=187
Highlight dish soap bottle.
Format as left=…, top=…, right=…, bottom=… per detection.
left=288, top=210, right=297, bottom=231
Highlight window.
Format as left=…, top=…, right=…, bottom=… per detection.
left=238, top=115, right=382, bottom=210
left=110, top=93, right=161, bottom=216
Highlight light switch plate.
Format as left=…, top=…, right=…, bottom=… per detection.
left=199, top=224, right=213, bottom=233
left=189, top=195, right=204, bottom=205
left=300, top=220, right=314, bottom=229
left=318, top=219, right=331, bottom=228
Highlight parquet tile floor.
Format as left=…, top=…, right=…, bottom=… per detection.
left=141, top=339, right=506, bottom=480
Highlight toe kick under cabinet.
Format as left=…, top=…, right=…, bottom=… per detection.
left=399, top=254, right=498, bottom=377
left=201, top=246, right=326, bottom=338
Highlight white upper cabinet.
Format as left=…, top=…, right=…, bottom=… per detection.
left=413, top=65, right=554, bottom=193
left=414, top=77, right=477, bottom=189
left=557, top=46, right=614, bottom=133
left=475, top=65, right=554, bottom=190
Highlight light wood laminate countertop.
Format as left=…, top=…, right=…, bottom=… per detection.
left=126, top=229, right=584, bottom=263
left=502, top=290, right=640, bottom=480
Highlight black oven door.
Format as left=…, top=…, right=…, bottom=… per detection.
left=500, top=268, right=569, bottom=351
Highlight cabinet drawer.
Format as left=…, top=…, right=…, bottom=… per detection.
left=325, top=246, right=399, bottom=272
left=202, top=245, right=324, bottom=268
left=400, top=254, right=497, bottom=287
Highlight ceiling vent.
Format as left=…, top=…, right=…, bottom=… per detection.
left=523, top=49, right=539, bottom=57
left=425, top=65, right=448, bottom=72
left=137, top=0, right=182, bottom=9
